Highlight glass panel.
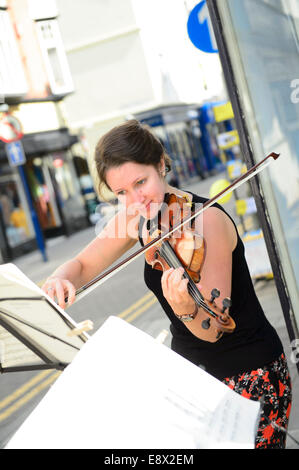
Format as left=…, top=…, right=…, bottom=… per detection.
left=0, top=173, right=34, bottom=248
left=224, top=0, right=299, bottom=317
left=36, top=19, right=73, bottom=95
left=26, top=158, right=61, bottom=231
left=48, top=47, right=65, bottom=89
left=50, top=152, right=86, bottom=222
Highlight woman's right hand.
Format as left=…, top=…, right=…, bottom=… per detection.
left=41, top=277, right=76, bottom=310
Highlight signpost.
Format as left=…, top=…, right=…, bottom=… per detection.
left=0, top=112, right=24, bottom=143
left=187, top=1, right=218, bottom=53
left=6, top=140, right=26, bottom=167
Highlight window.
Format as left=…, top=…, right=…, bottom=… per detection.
left=0, top=10, right=28, bottom=99
left=0, top=173, right=34, bottom=248
left=35, top=19, right=74, bottom=96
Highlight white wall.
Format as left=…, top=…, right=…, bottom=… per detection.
left=57, top=0, right=137, bottom=49
left=131, top=0, right=226, bottom=104
left=56, top=0, right=156, bottom=136
left=56, top=0, right=226, bottom=162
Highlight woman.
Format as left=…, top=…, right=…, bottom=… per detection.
left=42, top=120, right=292, bottom=448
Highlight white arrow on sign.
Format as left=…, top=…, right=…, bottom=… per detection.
left=6, top=140, right=26, bottom=167
left=198, top=2, right=217, bottom=51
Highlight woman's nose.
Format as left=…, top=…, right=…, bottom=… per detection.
left=130, top=190, right=145, bottom=204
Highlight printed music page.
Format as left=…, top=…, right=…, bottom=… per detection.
left=0, top=264, right=88, bottom=369
left=6, top=316, right=260, bottom=449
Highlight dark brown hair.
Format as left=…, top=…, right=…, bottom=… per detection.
left=94, top=119, right=171, bottom=198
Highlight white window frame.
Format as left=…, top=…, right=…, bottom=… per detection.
left=35, top=19, right=74, bottom=96
left=0, top=9, right=28, bottom=99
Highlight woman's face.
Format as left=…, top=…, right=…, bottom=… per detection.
left=106, top=161, right=166, bottom=219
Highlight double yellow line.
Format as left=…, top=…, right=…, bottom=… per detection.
left=0, top=370, right=60, bottom=423
left=0, top=292, right=157, bottom=424
left=117, top=291, right=157, bottom=323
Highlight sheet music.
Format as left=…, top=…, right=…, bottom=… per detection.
left=163, top=386, right=259, bottom=448
left=6, top=316, right=260, bottom=449
left=0, top=264, right=89, bottom=370
left=0, top=327, right=42, bottom=368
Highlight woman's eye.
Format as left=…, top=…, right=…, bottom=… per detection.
left=137, top=179, right=146, bottom=185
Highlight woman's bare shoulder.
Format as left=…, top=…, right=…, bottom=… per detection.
left=202, top=206, right=237, bottom=251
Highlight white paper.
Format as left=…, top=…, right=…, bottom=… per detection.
left=6, top=316, right=260, bottom=449
left=243, top=231, right=272, bottom=278
left=0, top=263, right=89, bottom=368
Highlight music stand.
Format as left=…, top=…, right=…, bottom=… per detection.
left=6, top=316, right=261, bottom=449
left=0, top=264, right=91, bottom=373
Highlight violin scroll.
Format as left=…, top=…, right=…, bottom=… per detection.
left=210, top=288, right=220, bottom=303
left=202, top=288, right=235, bottom=334
left=222, top=297, right=232, bottom=313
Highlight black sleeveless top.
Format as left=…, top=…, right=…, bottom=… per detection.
left=138, top=191, right=283, bottom=380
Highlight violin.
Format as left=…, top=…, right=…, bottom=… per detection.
left=144, top=193, right=236, bottom=338
left=66, top=152, right=280, bottom=319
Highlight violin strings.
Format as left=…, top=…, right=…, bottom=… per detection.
left=160, top=241, right=203, bottom=306
left=160, top=241, right=217, bottom=318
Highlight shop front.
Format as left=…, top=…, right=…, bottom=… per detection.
left=133, top=102, right=239, bottom=187
left=198, top=101, right=240, bottom=172
left=22, top=128, right=89, bottom=239
left=0, top=127, right=89, bottom=261
left=133, top=104, right=208, bottom=187
left=0, top=154, right=36, bottom=261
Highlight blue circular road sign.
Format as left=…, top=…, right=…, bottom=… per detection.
left=187, top=1, right=218, bottom=53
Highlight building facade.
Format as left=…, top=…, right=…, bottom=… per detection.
left=0, top=0, right=92, bottom=262
left=55, top=0, right=226, bottom=197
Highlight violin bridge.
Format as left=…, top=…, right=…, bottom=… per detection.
left=183, top=194, right=193, bottom=207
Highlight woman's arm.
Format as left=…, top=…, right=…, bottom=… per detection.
left=161, top=207, right=237, bottom=342
left=42, top=208, right=138, bottom=309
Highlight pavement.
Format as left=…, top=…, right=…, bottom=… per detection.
left=8, top=171, right=299, bottom=449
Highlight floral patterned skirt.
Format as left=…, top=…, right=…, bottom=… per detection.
left=222, top=353, right=292, bottom=449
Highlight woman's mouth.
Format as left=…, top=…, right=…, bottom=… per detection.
left=144, top=201, right=162, bottom=219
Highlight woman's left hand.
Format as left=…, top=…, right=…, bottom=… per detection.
left=161, top=267, right=199, bottom=316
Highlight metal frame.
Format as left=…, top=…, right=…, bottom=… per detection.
left=207, top=0, right=299, bottom=374
left=0, top=296, right=79, bottom=373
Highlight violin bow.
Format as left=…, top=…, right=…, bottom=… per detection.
left=69, top=152, right=280, bottom=304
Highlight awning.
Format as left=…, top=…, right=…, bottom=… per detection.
left=0, top=128, right=79, bottom=161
